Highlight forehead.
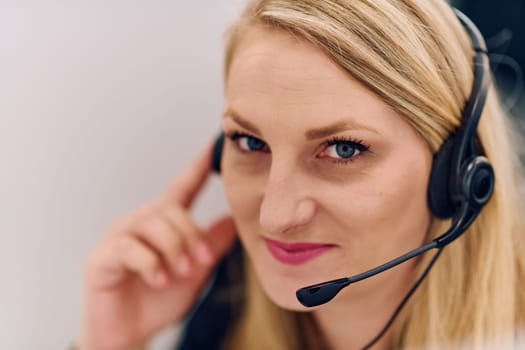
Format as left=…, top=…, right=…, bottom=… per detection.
left=225, top=26, right=403, bottom=136
left=227, top=26, right=350, bottom=98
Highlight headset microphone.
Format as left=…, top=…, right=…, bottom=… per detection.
left=296, top=204, right=476, bottom=307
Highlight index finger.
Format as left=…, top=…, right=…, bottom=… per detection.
left=162, top=139, right=216, bottom=208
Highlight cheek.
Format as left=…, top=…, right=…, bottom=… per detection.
left=326, top=156, right=432, bottom=258
left=368, top=166, right=428, bottom=222
left=371, top=169, right=431, bottom=237
left=221, top=159, right=263, bottom=238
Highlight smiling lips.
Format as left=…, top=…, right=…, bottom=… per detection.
left=264, top=237, right=336, bottom=265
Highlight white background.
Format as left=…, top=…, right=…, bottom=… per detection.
left=0, top=1, right=245, bottom=349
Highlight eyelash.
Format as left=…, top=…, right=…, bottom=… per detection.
left=322, top=136, right=371, bottom=164
left=225, top=131, right=371, bottom=164
left=227, top=131, right=270, bottom=152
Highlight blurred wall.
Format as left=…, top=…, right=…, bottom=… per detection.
left=0, top=1, right=244, bottom=349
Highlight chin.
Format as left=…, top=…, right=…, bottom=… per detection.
left=251, top=266, right=319, bottom=312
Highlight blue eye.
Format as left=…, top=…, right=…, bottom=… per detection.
left=245, top=136, right=266, bottom=151
left=332, top=143, right=357, bottom=158
left=320, top=137, right=369, bottom=162
left=229, top=133, right=269, bottom=152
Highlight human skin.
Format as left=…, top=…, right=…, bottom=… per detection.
left=221, top=26, right=434, bottom=349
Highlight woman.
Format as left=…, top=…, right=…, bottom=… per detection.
left=76, top=0, right=525, bottom=349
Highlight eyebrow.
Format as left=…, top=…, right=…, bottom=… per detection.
left=224, top=110, right=262, bottom=135
left=223, top=108, right=379, bottom=140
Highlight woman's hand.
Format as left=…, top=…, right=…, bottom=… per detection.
left=76, top=141, right=237, bottom=350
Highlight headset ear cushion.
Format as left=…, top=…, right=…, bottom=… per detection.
left=428, top=136, right=455, bottom=218
left=460, top=156, right=495, bottom=209
left=212, top=133, right=225, bottom=174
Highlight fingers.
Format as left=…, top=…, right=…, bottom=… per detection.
left=162, top=205, right=214, bottom=265
left=86, top=139, right=234, bottom=292
left=201, top=216, right=238, bottom=264
left=89, top=202, right=233, bottom=291
left=115, top=236, right=168, bottom=288
left=130, top=215, right=189, bottom=278
left=130, top=207, right=212, bottom=277
left=86, top=234, right=168, bottom=290
left=163, top=140, right=215, bottom=209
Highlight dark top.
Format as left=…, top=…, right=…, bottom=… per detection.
left=176, top=243, right=244, bottom=350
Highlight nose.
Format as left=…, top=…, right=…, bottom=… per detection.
left=259, top=163, right=316, bottom=236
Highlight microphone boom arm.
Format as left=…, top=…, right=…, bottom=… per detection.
left=296, top=205, right=471, bottom=307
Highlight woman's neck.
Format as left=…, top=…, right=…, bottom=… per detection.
left=312, top=264, right=416, bottom=350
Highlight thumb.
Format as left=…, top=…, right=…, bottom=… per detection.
left=202, top=216, right=238, bottom=264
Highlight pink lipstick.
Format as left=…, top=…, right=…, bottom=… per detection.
left=264, top=238, right=335, bottom=265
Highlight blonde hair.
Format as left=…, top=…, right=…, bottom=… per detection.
left=220, top=1, right=525, bottom=349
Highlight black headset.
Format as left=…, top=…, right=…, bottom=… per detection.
left=211, top=8, right=495, bottom=310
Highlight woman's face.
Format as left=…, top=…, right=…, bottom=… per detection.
left=221, top=26, right=433, bottom=310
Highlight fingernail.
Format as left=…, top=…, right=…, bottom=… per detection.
left=195, top=242, right=213, bottom=265
left=176, top=255, right=191, bottom=276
